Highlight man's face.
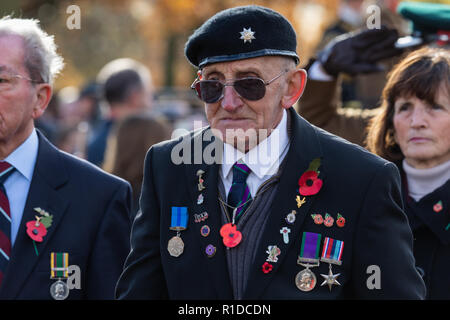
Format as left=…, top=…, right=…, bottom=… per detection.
left=201, top=56, right=291, bottom=151
left=0, top=35, right=41, bottom=153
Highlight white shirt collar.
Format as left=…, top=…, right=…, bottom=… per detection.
left=221, top=109, right=289, bottom=180
left=4, top=129, right=38, bottom=181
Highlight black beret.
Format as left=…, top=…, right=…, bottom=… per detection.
left=185, top=5, right=299, bottom=68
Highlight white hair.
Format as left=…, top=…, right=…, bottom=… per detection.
left=0, top=16, right=64, bottom=85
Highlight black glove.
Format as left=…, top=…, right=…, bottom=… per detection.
left=317, top=26, right=402, bottom=77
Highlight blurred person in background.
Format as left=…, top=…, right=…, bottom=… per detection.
left=86, top=58, right=153, bottom=167
left=103, top=113, right=172, bottom=216
left=297, top=1, right=449, bottom=147
left=313, top=0, right=408, bottom=110
left=366, top=47, right=450, bottom=299
left=0, top=16, right=131, bottom=299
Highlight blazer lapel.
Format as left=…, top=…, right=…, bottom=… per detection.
left=243, top=108, right=325, bottom=299
left=0, top=132, right=69, bottom=299
left=183, top=128, right=233, bottom=299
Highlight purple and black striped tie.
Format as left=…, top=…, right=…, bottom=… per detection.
left=0, top=161, right=15, bottom=286
left=227, top=162, right=252, bottom=223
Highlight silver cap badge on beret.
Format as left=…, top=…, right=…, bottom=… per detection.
left=239, top=27, right=256, bottom=43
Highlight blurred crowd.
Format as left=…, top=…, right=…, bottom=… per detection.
left=36, top=57, right=207, bottom=214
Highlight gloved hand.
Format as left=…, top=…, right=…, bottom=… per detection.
left=317, top=26, right=403, bottom=77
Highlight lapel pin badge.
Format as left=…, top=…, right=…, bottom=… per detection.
left=433, top=201, right=443, bottom=213
left=280, top=227, right=291, bottom=244
left=262, top=262, right=273, bottom=274
left=196, top=170, right=206, bottom=191
left=266, top=245, right=281, bottom=263
left=205, top=244, right=216, bottom=258
left=285, top=210, right=297, bottom=224
left=197, top=194, right=204, bottom=205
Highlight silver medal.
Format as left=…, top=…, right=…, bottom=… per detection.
left=295, top=267, right=317, bottom=292
left=50, top=279, right=69, bottom=300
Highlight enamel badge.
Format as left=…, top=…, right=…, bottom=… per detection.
left=239, top=27, right=256, bottom=43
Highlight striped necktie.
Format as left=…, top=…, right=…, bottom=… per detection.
left=0, top=161, right=15, bottom=286
left=227, top=162, right=252, bottom=223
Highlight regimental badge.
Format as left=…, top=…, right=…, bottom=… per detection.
left=295, top=232, right=321, bottom=292
left=197, top=194, right=204, bottom=205
left=296, top=195, right=306, bottom=208
left=197, top=170, right=206, bottom=191
left=320, top=237, right=344, bottom=291
left=168, top=207, right=188, bottom=257
left=50, top=252, right=70, bottom=300
left=280, top=227, right=291, bottom=244
left=285, top=210, right=297, bottom=224
left=266, top=245, right=281, bottom=263
left=239, top=27, right=256, bottom=43
left=194, top=212, right=208, bottom=223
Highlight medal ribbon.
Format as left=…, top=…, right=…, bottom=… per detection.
left=298, top=232, right=321, bottom=264
left=170, top=207, right=188, bottom=231
left=321, top=237, right=344, bottom=265
left=50, top=252, right=69, bottom=279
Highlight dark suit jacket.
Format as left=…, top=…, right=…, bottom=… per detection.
left=401, top=167, right=450, bottom=299
left=0, top=131, right=132, bottom=299
left=116, top=107, right=425, bottom=299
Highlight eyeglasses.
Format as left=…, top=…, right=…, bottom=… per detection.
left=0, top=73, right=40, bottom=91
left=191, top=69, right=288, bottom=103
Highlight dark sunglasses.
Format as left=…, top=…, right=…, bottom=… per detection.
left=191, top=69, right=288, bottom=103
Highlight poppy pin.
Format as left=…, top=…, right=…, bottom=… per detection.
left=26, top=208, right=53, bottom=256
left=433, top=201, right=443, bottom=213
left=262, top=262, right=273, bottom=274
left=298, top=158, right=323, bottom=197
left=219, top=223, right=242, bottom=248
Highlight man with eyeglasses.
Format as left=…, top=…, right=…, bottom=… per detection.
left=0, top=17, right=132, bottom=299
left=116, top=5, right=425, bottom=299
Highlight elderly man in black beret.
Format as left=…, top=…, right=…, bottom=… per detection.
left=116, top=5, right=425, bottom=300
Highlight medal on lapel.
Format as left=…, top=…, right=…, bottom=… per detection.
left=295, top=232, right=321, bottom=292
left=320, top=237, right=344, bottom=291
left=168, top=207, right=188, bottom=257
left=50, top=252, right=70, bottom=300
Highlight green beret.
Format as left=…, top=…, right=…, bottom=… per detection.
left=397, top=2, right=450, bottom=34
left=184, top=5, right=299, bottom=68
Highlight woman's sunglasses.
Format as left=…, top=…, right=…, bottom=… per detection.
left=191, top=69, right=288, bottom=103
